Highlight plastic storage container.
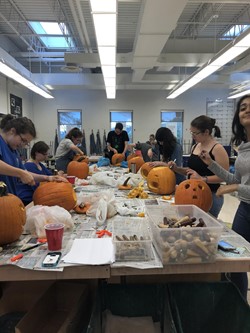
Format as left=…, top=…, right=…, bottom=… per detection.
left=146, top=205, right=223, bottom=264
left=168, top=281, right=250, bottom=333
left=112, top=217, right=153, bottom=261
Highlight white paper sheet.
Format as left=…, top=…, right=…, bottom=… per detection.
left=62, top=238, right=115, bottom=265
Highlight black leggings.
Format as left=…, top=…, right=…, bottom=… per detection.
left=230, top=201, right=250, bottom=299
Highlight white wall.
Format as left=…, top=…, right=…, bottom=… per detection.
left=0, top=74, right=231, bottom=155
left=33, top=88, right=230, bottom=154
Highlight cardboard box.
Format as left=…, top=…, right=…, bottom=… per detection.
left=146, top=205, right=223, bottom=264
left=0, top=281, right=53, bottom=332
left=15, top=281, right=91, bottom=333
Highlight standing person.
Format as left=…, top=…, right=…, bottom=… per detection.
left=149, top=127, right=184, bottom=185
left=200, top=95, right=250, bottom=299
left=17, top=141, right=66, bottom=205
left=55, top=127, right=84, bottom=173
left=170, top=116, right=229, bottom=217
left=0, top=115, right=65, bottom=196
left=106, top=122, right=129, bottom=160
left=146, top=133, right=156, bottom=145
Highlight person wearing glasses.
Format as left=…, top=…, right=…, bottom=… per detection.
left=16, top=141, right=58, bottom=205
left=0, top=114, right=66, bottom=196
left=169, top=115, right=229, bottom=217
left=55, top=127, right=84, bottom=173
left=200, top=95, right=250, bottom=299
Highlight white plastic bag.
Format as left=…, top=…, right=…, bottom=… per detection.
left=25, top=205, right=74, bottom=238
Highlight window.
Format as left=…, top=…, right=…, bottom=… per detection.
left=57, top=110, right=82, bottom=141
left=110, top=111, right=133, bottom=142
left=161, top=110, right=183, bottom=145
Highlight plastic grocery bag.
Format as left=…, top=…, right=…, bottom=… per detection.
left=25, top=205, right=74, bottom=238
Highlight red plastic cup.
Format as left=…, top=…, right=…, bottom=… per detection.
left=66, top=176, right=76, bottom=184
left=44, top=223, right=64, bottom=251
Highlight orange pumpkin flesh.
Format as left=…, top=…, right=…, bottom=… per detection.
left=0, top=182, right=26, bottom=245
left=111, top=153, right=125, bottom=165
left=33, top=182, right=77, bottom=211
left=140, top=162, right=155, bottom=179
left=67, top=160, right=89, bottom=179
left=174, top=179, right=213, bottom=212
left=147, top=166, right=176, bottom=195
left=128, top=156, right=145, bottom=173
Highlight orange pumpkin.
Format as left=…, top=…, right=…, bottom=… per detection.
left=33, top=182, right=77, bottom=211
left=174, top=179, right=213, bottom=212
left=0, top=182, right=26, bottom=245
left=111, top=153, right=125, bottom=166
left=127, top=153, right=137, bottom=161
left=147, top=167, right=176, bottom=195
left=73, top=155, right=89, bottom=164
left=67, top=160, right=89, bottom=179
left=140, top=162, right=155, bottom=179
left=128, top=156, right=145, bottom=173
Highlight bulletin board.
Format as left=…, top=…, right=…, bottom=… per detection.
left=206, top=99, right=235, bottom=146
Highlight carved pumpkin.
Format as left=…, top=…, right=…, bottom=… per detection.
left=111, top=153, right=125, bottom=166
left=174, top=179, right=213, bottom=212
left=67, top=160, right=89, bottom=179
left=0, top=182, right=26, bottom=245
left=147, top=167, right=176, bottom=195
left=33, top=182, right=77, bottom=211
left=140, top=162, right=155, bottom=179
left=127, top=153, right=137, bottom=161
left=73, top=155, right=89, bottom=164
left=128, top=156, right=145, bottom=173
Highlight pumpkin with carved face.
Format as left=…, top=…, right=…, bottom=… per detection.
left=174, top=179, right=212, bottom=212
left=147, top=166, right=176, bottom=195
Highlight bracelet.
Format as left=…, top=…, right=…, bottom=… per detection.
left=203, top=176, right=208, bottom=183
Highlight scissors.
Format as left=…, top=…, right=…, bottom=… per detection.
left=96, top=229, right=112, bottom=238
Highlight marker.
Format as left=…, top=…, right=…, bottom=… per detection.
left=11, top=253, right=23, bottom=262
left=22, top=243, right=44, bottom=252
left=169, top=159, right=176, bottom=169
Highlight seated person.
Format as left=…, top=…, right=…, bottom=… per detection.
left=17, top=141, right=64, bottom=205
left=128, top=142, right=159, bottom=162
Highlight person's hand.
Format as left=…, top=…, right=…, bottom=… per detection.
left=48, top=175, right=68, bottom=183
left=200, top=150, right=213, bottom=165
left=113, top=149, right=118, bottom=154
left=19, top=170, right=36, bottom=186
left=57, top=170, right=64, bottom=176
left=148, top=161, right=163, bottom=167
left=216, top=184, right=238, bottom=196
left=167, top=160, right=177, bottom=171
left=186, top=168, right=201, bottom=179
left=147, top=148, right=153, bottom=160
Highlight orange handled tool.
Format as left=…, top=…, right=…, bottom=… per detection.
left=96, top=230, right=112, bottom=238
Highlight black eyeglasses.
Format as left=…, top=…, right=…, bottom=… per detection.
left=18, top=134, right=30, bottom=147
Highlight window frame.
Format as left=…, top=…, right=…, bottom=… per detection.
left=57, top=109, right=82, bottom=141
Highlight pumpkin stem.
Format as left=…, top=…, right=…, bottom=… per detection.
left=0, top=182, right=8, bottom=196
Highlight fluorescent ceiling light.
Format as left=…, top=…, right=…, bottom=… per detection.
left=98, top=46, right=116, bottom=65
left=167, top=27, right=250, bottom=99
left=90, top=0, right=117, bottom=99
left=228, top=88, right=250, bottom=99
left=0, top=59, right=53, bottom=99
left=102, top=66, right=116, bottom=77
left=92, top=14, right=116, bottom=46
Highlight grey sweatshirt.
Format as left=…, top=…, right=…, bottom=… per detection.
left=208, top=141, right=250, bottom=204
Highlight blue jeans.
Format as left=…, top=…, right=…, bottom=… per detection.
left=209, top=192, right=224, bottom=218
left=230, top=201, right=250, bottom=299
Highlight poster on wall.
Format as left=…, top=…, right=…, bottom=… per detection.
left=10, top=94, right=22, bottom=118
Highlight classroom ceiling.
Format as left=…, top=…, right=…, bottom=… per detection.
left=0, top=0, right=250, bottom=96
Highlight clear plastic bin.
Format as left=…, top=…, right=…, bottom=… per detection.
left=146, top=205, right=223, bottom=264
left=112, top=217, right=153, bottom=261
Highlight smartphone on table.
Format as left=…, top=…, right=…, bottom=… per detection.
left=42, top=252, right=62, bottom=267
left=218, top=240, right=239, bottom=253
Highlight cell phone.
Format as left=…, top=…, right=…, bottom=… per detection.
left=42, top=252, right=61, bottom=267
left=218, top=240, right=238, bottom=253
